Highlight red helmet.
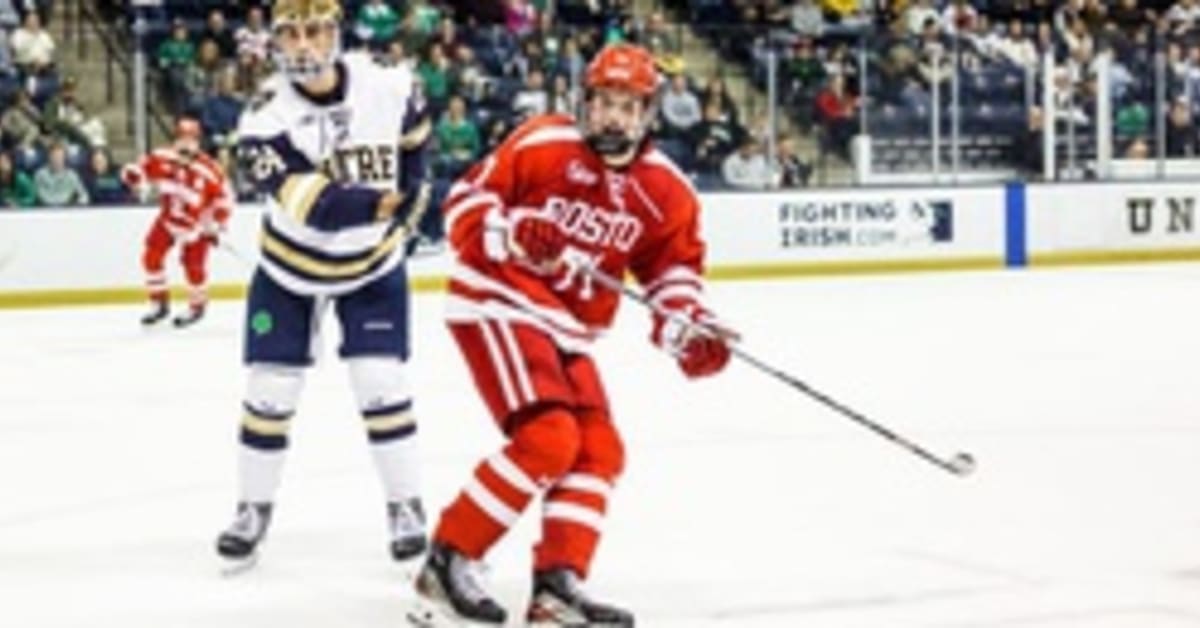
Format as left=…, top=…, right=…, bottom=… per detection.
left=585, top=43, right=659, bottom=98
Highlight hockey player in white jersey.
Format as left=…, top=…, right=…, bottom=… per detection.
left=215, top=0, right=433, bottom=569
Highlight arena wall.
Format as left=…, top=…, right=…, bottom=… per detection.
left=2, top=181, right=1200, bottom=308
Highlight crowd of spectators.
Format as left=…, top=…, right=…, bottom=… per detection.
left=0, top=0, right=123, bottom=208
left=5, top=0, right=1199, bottom=210
left=676, top=0, right=1200, bottom=177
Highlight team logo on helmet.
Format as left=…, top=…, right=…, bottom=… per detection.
left=273, top=0, right=343, bottom=24
left=585, top=43, right=659, bottom=98
left=272, top=0, right=343, bottom=83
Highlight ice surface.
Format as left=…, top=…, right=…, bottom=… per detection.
left=1, top=265, right=1198, bottom=627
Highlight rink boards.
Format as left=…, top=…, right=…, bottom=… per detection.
left=2, top=180, right=1200, bottom=307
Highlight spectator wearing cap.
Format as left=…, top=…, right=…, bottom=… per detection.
left=83, top=150, right=131, bottom=206
left=0, top=150, right=35, bottom=208
left=43, top=76, right=107, bottom=149
left=11, top=11, right=53, bottom=73
left=355, top=0, right=401, bottom=50
left=34, top=142, right=88, bottom=206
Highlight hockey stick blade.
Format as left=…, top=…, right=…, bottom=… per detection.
left=582, top=265, right=977, bottom=478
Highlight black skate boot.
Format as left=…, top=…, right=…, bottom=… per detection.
left=140, top=299, right=169, bottom=326
left=407, top=543, right=507, bottom=626
left=388, top=497, right=429, bottom=562
left=216, top=502, right=273, bottom=572
left=172, top=304, right=205, bottom=328
left=526, top=568, right=634, bottom=627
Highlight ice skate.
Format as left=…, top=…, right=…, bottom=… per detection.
left=172, top=305, right=205, bottom=328
left=525, top=568, right=634, bottom=627
left=389, top=497, right=429, bottom=562
left=215, top=502, right=273, bottom=574
left=139, top=300, right=169, bottom=326
left=406, top=543, right=506, bottom=627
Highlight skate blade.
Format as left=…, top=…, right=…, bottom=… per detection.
left=218, top=553, right=259, bottom=577
left=406, top=596, right=500, bottom=627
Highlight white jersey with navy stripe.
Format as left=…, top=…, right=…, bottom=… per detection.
left=236, top=52, right=424, bottom=297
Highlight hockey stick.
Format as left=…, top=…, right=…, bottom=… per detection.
left=582, top=265, right=977, bottom=478
left=216, top=238, right=254, bottom=270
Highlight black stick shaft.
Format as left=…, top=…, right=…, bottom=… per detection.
left=585, top=266, right=968, bottom=476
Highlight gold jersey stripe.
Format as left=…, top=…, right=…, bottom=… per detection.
left=260, top=226, right=407, bottom=279
left=278, top=173, right=330, bottom=223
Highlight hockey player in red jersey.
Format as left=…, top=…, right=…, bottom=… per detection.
left=122, top=116, right=233, bottom=327
left=408, top=43, right=735, bottom=627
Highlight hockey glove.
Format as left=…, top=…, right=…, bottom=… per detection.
left=510, top=212, right=568, bottom=266
left=652, top=299, right=736, bottom=379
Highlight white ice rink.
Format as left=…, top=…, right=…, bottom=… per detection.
left=1, top=265, right=1198, bottom=628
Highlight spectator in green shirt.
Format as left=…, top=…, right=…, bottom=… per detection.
left=355, top=0, right=400, bottom=50
left=417, top=43, right=453, bottom=110
left=0, top=151, right=36, bottom=208
left=435, top=95, right=480, bottom=178
left=157, top=19, right=195, bottom=70
left=158, top=19, right=196, bottom=114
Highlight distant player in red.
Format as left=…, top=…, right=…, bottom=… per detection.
left=408, top=43, right=736, bottom=627
left=123, top=116, right=233, bottom=327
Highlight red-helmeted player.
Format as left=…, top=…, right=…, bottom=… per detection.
left=408, top=43, right=735, bottom=627
left=122, top=116, right=233, bottom=327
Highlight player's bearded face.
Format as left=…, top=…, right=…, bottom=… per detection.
left=585, top=88, right=651, bottom=166
left=273, top=19, right=339, bottom=84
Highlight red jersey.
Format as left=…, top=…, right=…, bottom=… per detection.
left=122, top=148, right=233, bottom=238
left=443, top=114, right=707, bottom=352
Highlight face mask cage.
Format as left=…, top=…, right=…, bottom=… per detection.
left=272, top=19, right=341, bottom=84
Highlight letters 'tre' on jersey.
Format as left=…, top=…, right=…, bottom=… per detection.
left=444, top=114, right=708, bottom=352
left=236, top=52, right=423, bottom=297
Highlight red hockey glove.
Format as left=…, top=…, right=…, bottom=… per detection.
left=510, top=212, right=568, bottom=266
left=652, top=300, right=736, bottom=379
